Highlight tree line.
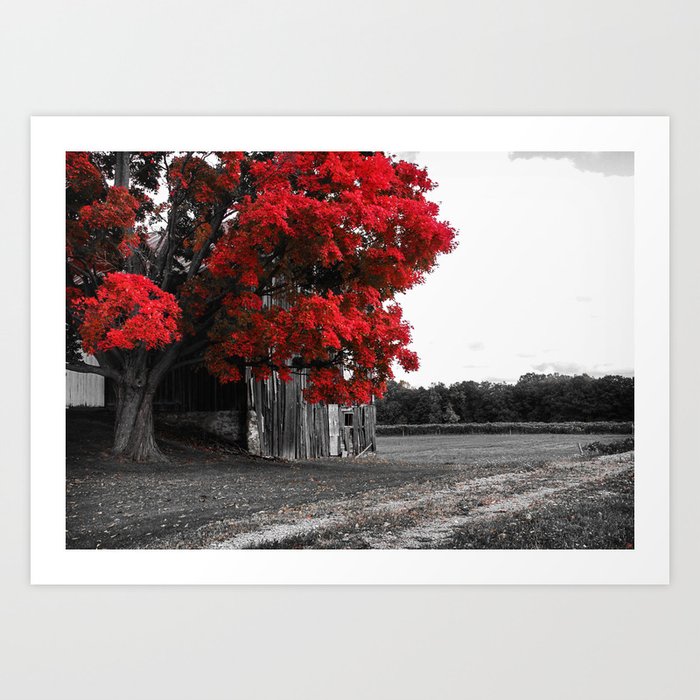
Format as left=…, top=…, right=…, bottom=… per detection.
left=375, top=373, right=634, bottom=424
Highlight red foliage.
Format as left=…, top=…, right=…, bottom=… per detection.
left=73, top=273, right=182, bottom=353
left=66, top=152, right=105, bottom=201
left=78, top=187, right=139, bottom=230
left=204, top=152, right=455, bottom=402
left=167, top=152, right=243, bottom=204
left=66, top=151, right=456, bottom=405
left=67, top=169, right=141, bottom=263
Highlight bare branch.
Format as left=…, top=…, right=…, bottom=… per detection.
left=186, top=207, right=227, bottom=281
left=66, top=362, right=121, bottom=381
left=170, top=356, right=207, bottom=372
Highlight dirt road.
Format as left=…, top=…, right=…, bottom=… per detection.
left=66, top=413, right=633, bottom=549
left=194, top=451, right=633, bottom=549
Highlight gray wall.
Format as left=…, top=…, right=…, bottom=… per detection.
left=66, top=355, right=104, bottom=407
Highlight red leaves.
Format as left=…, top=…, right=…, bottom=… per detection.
left=216, top=151, right=244, bottom=191
left=168, top=152, right=244, bottom=203
left=78, top=187, right=140, bottom=231
left=73, top=273, right=182, bottom=353
left=208, top=153, right=455, bottom=302
left=206, top=288, right=419, bottom=403
left=67, top=179, right=142, bottom=263
left=66, top=152, right=105, bottom=201
left=201, top=151, right=456, bottom=402
left=66, top=151, right=456, bottom=407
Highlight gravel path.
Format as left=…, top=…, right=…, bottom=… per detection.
left=188, top=452, right=634, bottom=549
left=66, top=412, right=633, bottom=549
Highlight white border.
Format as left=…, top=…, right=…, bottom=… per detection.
left=31, top=117, right=669, bottom=585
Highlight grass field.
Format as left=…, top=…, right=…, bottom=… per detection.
left=66, top=411, right=633, bottom=550
left=376, top=421, right=634, bottom=436
left=376, top=432, right=625, bottom=467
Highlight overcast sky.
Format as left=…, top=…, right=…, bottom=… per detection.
left=391, top=151, right=634, bottom=387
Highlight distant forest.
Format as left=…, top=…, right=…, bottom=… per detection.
left=375, top=373, right=634, bottom=424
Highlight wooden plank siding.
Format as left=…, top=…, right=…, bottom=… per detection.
left=66, top=370, right=105, bottom=407
left=247, top=368, right=376, bottom=459
left=66, top=355, right=104, bottom=407
left=243, top=282, right=376, bottom=459
left=328, top=404, right=340, bottom=456
left=103, top=365, right=247, bottom=413
left=151, top=365, right=247, bottom=412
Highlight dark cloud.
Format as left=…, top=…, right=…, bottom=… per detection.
left=468, top=341, right=485, bottom=351
left=509, top=151, right=633, bottom=177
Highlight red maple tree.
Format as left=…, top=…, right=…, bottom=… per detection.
left=66, top=151, right=456, bottom=461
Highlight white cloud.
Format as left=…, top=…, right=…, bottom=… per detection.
left=531, top=362, right=634, bottom=378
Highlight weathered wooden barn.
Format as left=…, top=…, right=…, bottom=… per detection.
left=245, top=369, right=376, bottom=459
left=66, top=362, right=376, bottom=459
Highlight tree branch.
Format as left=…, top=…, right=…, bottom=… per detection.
left=170, top=356, right=207, bottom=372
left=187, top=207, right=228, bottom=281
left=66, top=361, right=121, bottom=381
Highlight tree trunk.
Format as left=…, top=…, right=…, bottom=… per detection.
left=113, top=354, right=165, bottom=462
left=113, top=385, right=163, bottom=461
left=114, top=151, right=131, bottom=188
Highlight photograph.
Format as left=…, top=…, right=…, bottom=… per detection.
left=64, top=147, right=635, bottom=551
left=7, top=3, right=694, bottom=698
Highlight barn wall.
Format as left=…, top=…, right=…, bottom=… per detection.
left=246, top=368, right=376, bottom=459
left=66, top=356, right=104, bottom=407
left=103, top=365, right=247, bottom=414
left=156, top=410, right=245, bottom=444
left=73, top=355, right=377, bottom=458
left=340, top=405, right=377, bottom=457
left=244, top=285, right=379, bottom=459
left=247, top=369, right=329, bottom=459
left=153, top=365, right=246, bottom=412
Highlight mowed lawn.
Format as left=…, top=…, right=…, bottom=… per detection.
left=376, top=432, right=622, bottom=467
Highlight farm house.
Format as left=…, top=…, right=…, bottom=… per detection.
left=66, top=363, right=376, bottom=459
